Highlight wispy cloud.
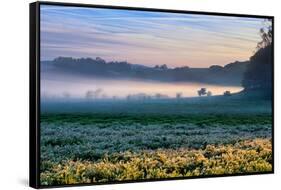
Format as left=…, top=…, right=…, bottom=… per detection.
left=40, top=5, right=268, bottom=68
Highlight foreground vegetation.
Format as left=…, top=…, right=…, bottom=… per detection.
left=40, top=99, right=272, bottom=185
left=41, top=114, right=272, bottom=162
left=41, top=138, right=272, bottom=185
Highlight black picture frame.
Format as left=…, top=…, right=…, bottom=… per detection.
left=30, top=1, right=274, bottom=189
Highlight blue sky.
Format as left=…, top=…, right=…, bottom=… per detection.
left=40, top=5, right=267, bottom=68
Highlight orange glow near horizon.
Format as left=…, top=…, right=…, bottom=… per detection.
left=41, top=5, right=269, bottom=68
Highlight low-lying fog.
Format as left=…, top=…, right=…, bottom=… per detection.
left=41, top=71, right=243, bottom=101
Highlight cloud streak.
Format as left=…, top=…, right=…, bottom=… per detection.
left=40, top=5, right=267, bottom=68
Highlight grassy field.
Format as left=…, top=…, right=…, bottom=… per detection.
left=40, top=138, right=272, bottom=185
left=40, top=98, right=272, bottom=185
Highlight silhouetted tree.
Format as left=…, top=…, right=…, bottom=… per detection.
left=95, top=57, right=106, bottom=64
left=176, top=92, right=182, bottom=99
left=223, top=91, right=231, bottom=96
left=154, top=65, right=160, bottom=69
left=155, top=93, right=169, bottom=99
left=209, top=65, right=223, bottom=72
left=256, top=22, right=272, bottom=50
left=85, top=90, right=94, bottom=99
left=198, top=88, right=207, bottom=96
left=85, top=88, right=103, bottom=99
left=160, top=64, right=168, bottom=70
left=242, top=19, right=272, bottom=95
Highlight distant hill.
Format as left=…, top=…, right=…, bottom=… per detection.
left=41, top=57, right=249, bottom=86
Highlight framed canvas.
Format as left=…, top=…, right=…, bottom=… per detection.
left=30, top=1, right=274, bottom=188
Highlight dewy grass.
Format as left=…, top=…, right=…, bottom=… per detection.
left=40, top=138, right=272, bottom=185
left=40, top=100, right=272, bottom=186
left=40, top=113, right=272, bottom=162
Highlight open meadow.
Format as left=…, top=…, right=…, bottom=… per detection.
left=40, top=98, right=272, bottom=185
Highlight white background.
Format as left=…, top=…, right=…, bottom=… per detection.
left=0, top=0, right=279, bottom=189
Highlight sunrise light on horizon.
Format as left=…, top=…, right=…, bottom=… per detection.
left=40, top=5, right=266, bottom=68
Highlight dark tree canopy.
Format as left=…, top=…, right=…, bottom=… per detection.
left=242, top=20, right=273, bottom=97
left=242, top=46, right=272, bottom=90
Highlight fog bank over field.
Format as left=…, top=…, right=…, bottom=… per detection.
left=41, top=69, right=243, bottom=100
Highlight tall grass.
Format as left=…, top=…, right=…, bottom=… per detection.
left=41, top=138, right=272, bottom=185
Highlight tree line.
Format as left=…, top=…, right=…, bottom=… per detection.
left=242, top=19, right=273, bottom=98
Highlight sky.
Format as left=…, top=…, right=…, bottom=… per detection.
left=40, top=5, right=267, bottom=68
